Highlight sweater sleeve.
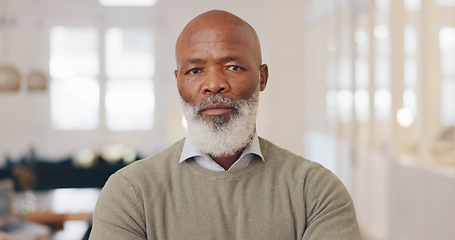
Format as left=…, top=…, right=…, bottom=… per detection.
left=89, top=172, right=146, bottom=240
left=302, top=166, right=362, bottom=240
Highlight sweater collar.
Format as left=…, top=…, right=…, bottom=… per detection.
left=179, top=131, right=264, bottom=169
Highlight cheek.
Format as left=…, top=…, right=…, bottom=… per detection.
left=232, top=78, right=260, bottom=99
left=177, top=78, right=198, bottom=105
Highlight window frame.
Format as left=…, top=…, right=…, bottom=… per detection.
left=45, top=6, right=157, bottom=132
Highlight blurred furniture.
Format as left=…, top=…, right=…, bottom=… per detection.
left=14, top=188, right=100, bottom=240
left=0, top=179, right=51, bottom=240
left=23, top=188, right=100, bottom=229
left=0, top=154, right=139, bottom=191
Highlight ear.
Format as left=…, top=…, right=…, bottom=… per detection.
left=259, top=64, right=268, bottom=91
left=174, top=69, right=178, bottom=79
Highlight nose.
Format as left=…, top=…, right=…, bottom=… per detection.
left=201, top=68, right=230, bottom=94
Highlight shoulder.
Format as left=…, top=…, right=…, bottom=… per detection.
left=258, top=138, right=359, bottom=235
left=112, top=139, right=185, bottom=185
left=259, top=137, right=329, bottom=176
left=259, top=137, right=347, bottom=196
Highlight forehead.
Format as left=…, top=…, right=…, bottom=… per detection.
left=176, top=23, right=258, bottom=63
left=189, top=27, right=243, bottom=45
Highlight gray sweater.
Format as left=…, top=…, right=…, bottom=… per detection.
left=90, top=137, right=361, bottom=239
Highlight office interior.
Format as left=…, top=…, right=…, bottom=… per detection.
left=0, top=0, right=454, bottom=239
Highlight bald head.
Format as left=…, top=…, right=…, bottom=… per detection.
left=175, top=10, right=263, bottom=67
left=174, top=9, right=269, bottom=110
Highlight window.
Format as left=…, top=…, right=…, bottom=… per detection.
left=326, top=89, right=338, bottom=121
left=50, top=27, right=99, bottom=130
left=404, top=26, right=418, bottom=57
left=441, top=80, right=455, bottom=126
left=404, top=0, right=421, bottom=11
left=337, top=90, right=353, bottom=123
left=403, top=89, right=417, bottom=117
left=436, top=0, right=455, bottom=7
left=439, top=27, right=455, bottom=126
left=374, top=89, right=392, bottom=121
left=404, top=58, right=417, bottom=88
left=375, top=0, right=390, bottom=10
left=50, top=27, right=155, bottom=131
left=439, top=27, right=455, bottom=77
left=375, top=59, right=390, bottom=88
left=355, top=59, right=370, bottom=122
left=355, top=89, right=370, bottom=122
left=99, top=0, right=157, bottom=7
left=401, top=25, right=419, bottom=127
left=105, top=28, right=155, bottom=131
left=355, top=59, right=369, bottom=88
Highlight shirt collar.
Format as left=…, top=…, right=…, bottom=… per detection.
left=179, top=131, right=264, bottom=164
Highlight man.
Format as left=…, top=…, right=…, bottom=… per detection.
left=90, top=10, right=361, bottom=240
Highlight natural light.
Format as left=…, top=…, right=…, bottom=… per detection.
left=337, top=90, right=353, bottom=122
left=50, top=26, right=155, bottom=131
left=105, top=28, right=155, bottom=131
left=439, top=27, right=455, bottom=76
left=105, top=80, right=155, bottom=131
left=374, top=88, right=391, bottom=121
left=51, top=77, right=99, bottom=130
left=441, top=80, right=455, bottom=126
left=50, top=27, right=99, bottom=130
left=436, top=0, right=455, bottom=7
left=99, top=0, right=157, bottom=7
left=355, top=89, right=370, bottom=122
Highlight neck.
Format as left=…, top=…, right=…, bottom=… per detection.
left=211, top=150, right=243, bottom=171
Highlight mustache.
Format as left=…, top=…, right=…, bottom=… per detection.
left=195, top=95, right=240, bottom=115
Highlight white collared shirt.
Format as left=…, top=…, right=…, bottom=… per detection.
left=179, top=132, right=264, bottom=171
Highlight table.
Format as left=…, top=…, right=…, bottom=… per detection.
left=24, top=188, right=100, bottom=229
left=19, top=188, right=100, bottom=240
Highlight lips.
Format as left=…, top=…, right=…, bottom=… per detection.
left=200, top=103, right=234, bottom=116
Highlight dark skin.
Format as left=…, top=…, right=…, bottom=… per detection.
left=175, top=10, right=269, bottom=170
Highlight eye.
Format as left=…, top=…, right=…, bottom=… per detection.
left=226, top=66, right=243, bottom=71
left=186, top=68, right=202, bottom=75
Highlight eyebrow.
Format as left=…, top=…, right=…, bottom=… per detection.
left=186, top=56, right=244, bottom=62
left=221, top=56, right=248, bottom=64
left=221, top=56, right=241, bottom=62
left=187, top=58, right=204, bottom=64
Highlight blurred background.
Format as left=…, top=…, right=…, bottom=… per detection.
left=0, top=0, right=454, bottom=239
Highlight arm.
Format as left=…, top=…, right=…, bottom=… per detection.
left=89, top=173, right=146, bottom=240
left=302, top=167, right=362, bottom=240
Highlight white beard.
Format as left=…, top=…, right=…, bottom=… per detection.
left=180, top=91, right=259, bottom=157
